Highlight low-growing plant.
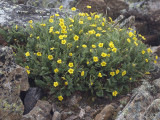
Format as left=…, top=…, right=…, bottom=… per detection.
left=9, top=7, right=157, bottom=101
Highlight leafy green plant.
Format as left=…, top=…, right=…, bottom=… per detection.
left=0, top=25, right=28, bottom=45
left=9, top=7, right=155, bottom=101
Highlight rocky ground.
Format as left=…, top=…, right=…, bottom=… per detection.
left=1, top=0, right=160, bottom=120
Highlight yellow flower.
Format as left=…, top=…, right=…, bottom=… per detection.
left=74, top=35, right=79, bottom=41
left=90, top=24, right=97, bottom=27
left=128, top=32, right=133, bottom=37
left=145, top=72, right=150, bottom=75
left=101, top=52, right=107, bottom=57
left=122, top=71, right=126, bottom=76
left=81, top=71, right=85, bottom=76
left=30, top=34, right=32, bottom=37
left=26, top=70, right=30, bottom=74
left=97, top=27, right=102, bottom=31
left=49, top=19, right=54, bottom=23
left=101, top=61, right=106, bottom=66
left=156, top=55, right=158, bottom=60
left=82, top=44, right=87, bottom=48
left=94, top=15, right=100, bottom=19
left=134, top=41, right=138, bottom=46
left=130, top=78, right=132, bottom=80
left=55, top=31, right=60, bottom=34
left=87, top=17, right=92, bottom=20
left=53, top=82, right=58, bottom=87
left=61, top=77, right=66, bottom=80
left=59, top=22, right=64, bottom=26
left=37, top=52, right=42, bottom=56
left=142, top=50, right=145, bottom=54
left=109, top=41, right=114, bottom=48
left=49, top=26, right=54, bottom=33
left=110, top=72, right=115, bottom=76
left=40, top=23, right=46, bottom=26
left=127, top=38, right=131, bottom=43
left=69, top=18, right=74, bottom=23
left=102, top=22, right=105, bottom=26
left=93, top=56, right=98, bottom=62
left=71, top=7, right=76, bottom=11
left=92, top=45, right=96, bottom=48
left=86, top=5, right=91, bottom=8
left=68, top=62, right=74, bottom=67
left=59, top=5, right=63, bottom=9
left=109, top=17, right=113, bottom=22
left=112, top=48, right=117, bottom=53
left=61, top=25, right=66, bottom=30
left=57, top=59, right=62, bottom=64
left=65, top=82, right=68, bottom=85
left=59, top=35, right=63, bottom=40
left=37, top=36, right=40, bottom=39
left=54, top=68, right=59, bottom=73
left=147, top=48, right=152, bottom=53
left=69, top=24, right=73, bottom=27
left=88, top=29, right=96, bottom=34
left=87, top=61, right=89, bottom=64
left=98, top=43, right=103, bottom=47
left=133, top=37, right=137, bottom=41
left=30, top=25, right=33, bottom=28
left=154, top=60, right=157, bottom=63
left=15, top=25, right=18, bottom=30
left=79, top=21, right=83, bottom=24
left=58, top=96, right=63, bottom=101
left=69, top=53, right=72, bottom=56
left=55, top=14, right=60, bottom=17
left=28, top=20, right=33, bottom=23
left=98, top=72, right=102, bottom=77
left=61, top=29, right=67, bottom=33
left=25, top=66, right=29, bottom=69
left=61, top=40, right=66, bottom=44
left=107, top=54, right=110, bottom=57
left=116, top=69, right=119, bottom=74
left=68, top=68, right=74, bottom=74
left=79, top=30, right=83, bottom=34
left=112, top=91, right=118, bottom=96
left=50, top=15, right=54, bottom=19
left=50, top=47, right=54, bottom=50
left=25, top=52, right=30, bottom=57
left=96, top=33, right=101, bottom=37
left=90, top=82, right=93, bottom=86
left=48, top=55, right=53, bottom=60
left=142, top=36, right=146, bottom=40
left=102, top=30, right=106, bottom=32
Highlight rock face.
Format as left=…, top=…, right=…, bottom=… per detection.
left=0, top=46, right=29, bottom=120
left=104, top=0, right=160, bottom=46
left=115, top=80, right=160, bottom=120
left=94, top=104, right=116, bottom=120
left=22, top=100, right=52, bottom=120
left=23, top=87, right=42, bottom=115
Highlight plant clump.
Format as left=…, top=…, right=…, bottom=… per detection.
left=8, top=6, right=156, bottom=101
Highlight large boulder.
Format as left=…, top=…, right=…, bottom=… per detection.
left=115, top=80, right=159, bottom=120
left=104, top=0, right=160, bottom=46
left=0, top=46, right=29, bottom=120
left=22, top=100, right=52, bottom=120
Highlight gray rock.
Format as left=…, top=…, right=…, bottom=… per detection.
left=52, top=111, right=61, bottom=120
left=116, top=81, right=156, bottom=120
left=22, top=100, right=52, bottom=120
left=0, top=1, right=75, bottom=28
left=23, top=87, right=42, bottom=115
left=153, top=78, right=160, bottom=91
left=0, top=46, right=29, bottom=120
left=95, top=104, right=116, bottom=120
left=143, top=99, right=160, bottom=120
